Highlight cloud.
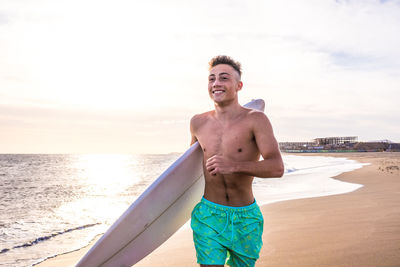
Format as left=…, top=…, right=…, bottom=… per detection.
left=274, top=0, right=400, bottom=69
left=0, top=0, right=399, bottom=152
left=0, top=12, right=11, bottom=25
left=329, top=52, right=383, bottom=70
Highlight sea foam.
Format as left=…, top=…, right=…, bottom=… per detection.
left=253, top=155, right=368, bottom=205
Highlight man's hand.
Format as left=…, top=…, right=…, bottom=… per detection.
left=205, top=155, right=236, bottom=176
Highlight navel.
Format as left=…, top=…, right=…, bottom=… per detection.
left=203, top=148, right=206, bottom=152
left=238, top=148, right=242, bottom=152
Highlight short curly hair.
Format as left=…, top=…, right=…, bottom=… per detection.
left=209, top=55, right=242, bottom=78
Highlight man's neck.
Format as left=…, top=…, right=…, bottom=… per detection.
left=213, top=99, right=242, bottom=121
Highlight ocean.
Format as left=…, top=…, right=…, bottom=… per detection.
left=0, top=153, right=366, bottom=267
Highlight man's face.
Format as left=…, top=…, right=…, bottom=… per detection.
left=208, top=64, right=242, bottom=104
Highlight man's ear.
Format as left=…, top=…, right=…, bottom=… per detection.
left=236, top=81, right=243, bottom=92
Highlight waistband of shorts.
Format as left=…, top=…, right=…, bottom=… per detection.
left=200, top=197, right=258, bottom=212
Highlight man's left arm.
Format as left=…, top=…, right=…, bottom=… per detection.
left=237, top=112, right=284, bottom=178
left=206, top=112, right=284, bottom=178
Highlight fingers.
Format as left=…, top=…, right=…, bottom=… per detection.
left=206, top=155, right=236, bottom=175
left=205, top=159, right=216, bottom=174
left=206, top=155, right=218, bottom=168
left=206, top=155, right=222, bottom=175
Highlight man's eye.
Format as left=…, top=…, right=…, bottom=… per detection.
left=209, top=78, right=215, bottom=82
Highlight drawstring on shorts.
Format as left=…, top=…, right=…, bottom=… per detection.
left=215, top=210, right=237, bottom=244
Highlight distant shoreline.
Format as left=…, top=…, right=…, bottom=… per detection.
left=282, top=149, right=389, bottom=153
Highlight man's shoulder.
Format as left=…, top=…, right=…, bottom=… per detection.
left=242, top=106, right=268, bottom=121
left=190, top=110, right=214, bottom=128
left=241, top=107, right=271, bottom=132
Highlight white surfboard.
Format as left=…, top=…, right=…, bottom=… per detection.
left=76, top=99, right=265, bottom=267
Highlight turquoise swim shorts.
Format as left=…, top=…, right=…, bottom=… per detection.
left=191, top=197, right=264, bottom=267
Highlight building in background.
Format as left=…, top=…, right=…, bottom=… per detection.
left=314, top=136, right=358, bottom=145
left=279, top=136, right=400, bottom=153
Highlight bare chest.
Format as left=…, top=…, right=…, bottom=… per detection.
left=196, top=120, right=258, bottom=160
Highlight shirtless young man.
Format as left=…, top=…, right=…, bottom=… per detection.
left=190, top=55, right=284, bottom=267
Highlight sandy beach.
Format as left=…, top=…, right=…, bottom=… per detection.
left=36, top=152, right=400, bottom=267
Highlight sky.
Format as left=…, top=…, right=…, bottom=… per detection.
left=1, top=0, right=399, bottom=154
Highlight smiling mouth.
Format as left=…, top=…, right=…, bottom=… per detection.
left=212, top=89, right=225, bottom=94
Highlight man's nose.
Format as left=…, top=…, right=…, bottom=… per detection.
left=213, top=79, right=222, bottom=87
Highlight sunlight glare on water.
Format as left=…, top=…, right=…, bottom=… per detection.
left=56, top=154, right=143, bottom=226
left=75, top=154, right=140, bottom=195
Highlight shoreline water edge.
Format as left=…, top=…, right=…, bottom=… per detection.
left=0, top=153, right=381, bottom=266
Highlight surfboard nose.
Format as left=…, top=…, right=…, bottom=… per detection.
left=245, top=99, right=265, bottom=112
